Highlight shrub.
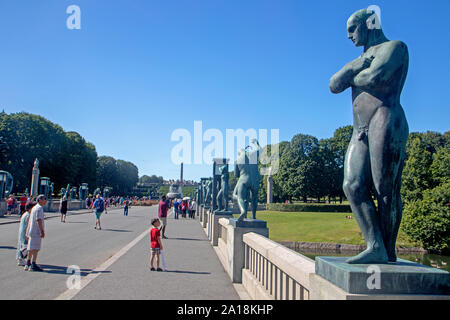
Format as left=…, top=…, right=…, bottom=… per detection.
left=401, top=181, right=450, bottom=253
left=266, top=203, right=351, bottom=213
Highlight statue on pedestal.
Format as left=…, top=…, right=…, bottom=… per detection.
left=49, top=183, right=54, bottom=199
left=93, top=188, right=101, bottom=198
left=233, top=139, right=262, bottom=221
left=330, top=9, right=409, bottom=264
left=204, top=179, right=212, bottom=207
left=216, top=164, right=230, bottom=211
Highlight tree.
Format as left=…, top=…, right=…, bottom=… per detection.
left=401, top=138, right=434, bottom=203
left=277, top=134, right=319, bottom=202
left=401, top=181, right=450, bottom=253
left=430, top=147, right=450, bottom=185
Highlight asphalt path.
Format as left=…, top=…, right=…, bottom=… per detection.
left=0, top=206, right=239, bottom=300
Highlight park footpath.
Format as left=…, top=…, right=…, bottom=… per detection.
left=64, top=207, right=243, bottom=300
left=0, top=206, right=122, bottom=225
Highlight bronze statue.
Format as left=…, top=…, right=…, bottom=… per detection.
left=233, top=139, right=262, bottom=221
left=330, top=9, right=409, bottom=264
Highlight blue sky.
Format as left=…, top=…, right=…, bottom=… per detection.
left=0, top=0, right=449, bottom=181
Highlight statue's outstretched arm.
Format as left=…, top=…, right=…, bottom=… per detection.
left=352, top=41, right=408, bottom=89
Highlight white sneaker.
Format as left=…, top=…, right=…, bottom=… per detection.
left=17, top=259, right=25, bottom=266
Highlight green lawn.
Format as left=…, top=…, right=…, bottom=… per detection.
left=241, top=210, right=417, bottom=247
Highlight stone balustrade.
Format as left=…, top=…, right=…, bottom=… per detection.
left=203, top=208, right=450, bottom=300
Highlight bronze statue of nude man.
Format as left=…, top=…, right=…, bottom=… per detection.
left=330, top=9, right=409, bottom=264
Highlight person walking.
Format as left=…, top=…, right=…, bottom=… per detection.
left=123, top=198, right=129, bottom=216
left=190, top=199, right=197, bottom=219
left=5, top=195, right=15, bottom=215
left=158, top=195, right=168, bottom=239
left=25, top=195, right=47, bottom=272
left=173, top=199, right=180, bottom=220
left=16, top=202, right=34, bottom=266
left=19, top=195, right=27, bottom=216
left=59, top=196, right=68, bottom=223
left=92, top=195, right=105, bottom=230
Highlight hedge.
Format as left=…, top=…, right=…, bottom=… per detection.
left=266, top=203, right=352, bottom=213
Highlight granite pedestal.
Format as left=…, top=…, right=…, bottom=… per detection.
left=226, top=218, right=269, bottom=283
left=210, top=210, right=233, bottom=246
left=199, top=205, right=204, bottom=222
left=313, top=256, right=450, bottom=298
left=202, top=206, right=210, bottom=228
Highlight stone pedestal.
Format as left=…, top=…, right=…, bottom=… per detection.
left=210, top=210, right=233, bottom=246
left=226, top=218, right=269, bottom=283
left=0, top=201, right=6, bottom=217
left=311, top=256, right=450, bottom=299
left=202, top=206, right=210, bottom=228
left=199, top=205, right=204, bottom=222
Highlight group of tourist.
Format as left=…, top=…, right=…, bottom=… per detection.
left=4, top=194, right=31, bottom=216
left=172, top=198, right=197, bottom=219
left=12, top=191, right=195, bottom=273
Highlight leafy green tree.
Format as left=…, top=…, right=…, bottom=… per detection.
left=401, top=181, right=450, bottom=253
left=277, top=134, right=319, bottom=202
left=401, top=138, right=434, bottom=203
left=430, top=147, right=450, bottom=185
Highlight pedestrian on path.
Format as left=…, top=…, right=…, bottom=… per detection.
left=123, top=199, right=129, bottom=216
left=181, top=200, right=187, bottom=218
left=25, top=195, right=47, bottom=272
left=59, top=196, right=68, bottom=223
left=158, top=195, right=168, bottom=239
left=173, top=199, right=180, bottom=220
left=92, top=195, right=105, bottom=230
left=150, top=218, right=164, bottom=272
left=190, top=200, right=197, bottom=219
left=19, top=195, right=27, bottom=216
left=5, top=195, right=16, bottom=215
left=16, top=202, right=35, bottom=266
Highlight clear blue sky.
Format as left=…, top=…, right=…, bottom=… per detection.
left=0, top=0, right=449, bottom=181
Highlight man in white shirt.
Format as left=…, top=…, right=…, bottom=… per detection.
left=190, top=200, right=197, bottom=219
left=25, top=195, right=47, bottom=272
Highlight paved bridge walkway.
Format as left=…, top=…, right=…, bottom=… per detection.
left=0, top=205, right=240, bottom=300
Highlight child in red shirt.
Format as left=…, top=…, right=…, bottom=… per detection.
left=150, top=218, right=163, bottom=271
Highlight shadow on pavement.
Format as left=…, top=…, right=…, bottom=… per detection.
left=0, top=246, right=16, bottom=250
left=101, top=229, right=132, bottom=233
left=168, top=237, right=207, bottom=242
left=38, top=265, right=112, bottom=276
left=165, top=270, right=211, bottom=275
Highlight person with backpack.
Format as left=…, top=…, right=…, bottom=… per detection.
left=91, top=195, right=105, bottom=230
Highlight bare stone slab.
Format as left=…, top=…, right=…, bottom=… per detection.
left=315, top=256, right=450, bottom=295
left=229, top=218, right=267, bottom=229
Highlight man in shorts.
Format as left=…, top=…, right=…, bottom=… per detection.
left=25, top=195, right=47, bottom=272
left=92, top=194, right=105, bottom=230
left=158, top=195, right=168, bottom=239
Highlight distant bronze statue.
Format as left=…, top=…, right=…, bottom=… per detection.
left=204, top=179, right=213, bottom=206
left=216, top=164, right=230, bottom=211
left=330, top=9, right=409, bottom=264
left=233, top=139, right=262, bottom=221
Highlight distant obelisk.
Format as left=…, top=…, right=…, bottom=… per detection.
left=179, top=163, right=184, bottom=197
left=180, top=163, right=184, bottom=186
left=30, top=158, right=40, bottom=197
